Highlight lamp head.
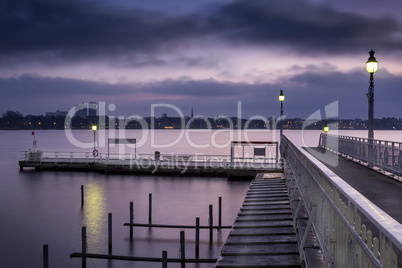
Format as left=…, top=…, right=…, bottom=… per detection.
left=366, top=50, right=378, bottom=74
left=279, top=90, right=285, bottom=102
left=92, top=125, right=97, bottom=131
left=324, top=122, right=329, bottom=133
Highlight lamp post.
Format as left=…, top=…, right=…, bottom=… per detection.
left=323, top=122, right=329, bottom=134
left=92, top=125, right=97, bottom=158
left=279, top=90, right=285, bottom=137
left=366, top=50, right=378, bottom=168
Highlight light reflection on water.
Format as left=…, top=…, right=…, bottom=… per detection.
left=81, top=180, right=107, bottom=254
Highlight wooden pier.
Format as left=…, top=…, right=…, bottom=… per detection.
left=216, top=174, right=302, bottom=267
left=18, top=153, right=281, bottom=179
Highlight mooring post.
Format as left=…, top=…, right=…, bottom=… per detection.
left=180, top=230, right=185, bottom=268
left=130, top=201, right=134, bottom=239
left=43, top=244, right=49, bottom=268
left=108, top=213, right=112, bottom=254
left=209, top=204, right=213, bottom=242
left=81, top=185, right=84, bottom=207
left=195, top=217, right=200, bottom=259
left=81, top=226, right=87, bottom=268
left=149, top=193, right=152, bottom=224
left=218, top=196, right=222, bottom=229
left=162, top=251, right=168, bottom=268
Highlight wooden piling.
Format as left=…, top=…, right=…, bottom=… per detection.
left=209, top=204, right=213, bottom=242
left=81, top=185, right=84, bottom=207
left=162, top=251, right=167, bottom=268
left=218, top=197, right=222, bottom=228
left=130, top=201, right=134, bottom=239
left=149, top=193, right=152, bottom=224
left=108, top=213, right=112, bottom=254
left=180, top=230, right=185, bottom=268
left=195, top=217, right=200, bottom=259
left=43, top=244, right=49, bottom=268
left=82, top=226, right=87, bottom=268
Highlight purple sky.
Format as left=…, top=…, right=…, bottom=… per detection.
left=1, top=0, right=401, bottom=119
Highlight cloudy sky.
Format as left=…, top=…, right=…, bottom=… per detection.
left=1, top=0, right=401, bottom=119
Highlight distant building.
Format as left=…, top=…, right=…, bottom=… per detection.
left=45, top=110, right=67, bottom=117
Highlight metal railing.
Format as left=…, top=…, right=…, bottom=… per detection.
left=320, top=134, right=402, bottom=177
left=281, top=134, right=402, bottom=267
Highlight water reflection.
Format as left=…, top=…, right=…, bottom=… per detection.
left=81, top=180, right=107, bottom=254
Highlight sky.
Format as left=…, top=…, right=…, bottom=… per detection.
left=1, top=0, right=401, bottom=120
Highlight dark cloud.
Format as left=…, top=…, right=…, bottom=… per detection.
left=208, top=0, right=402, bottom=54
left=1, top=0, right=401, bottom=68
left=1, top=72, right=401, bottom=119
left=0, top=0, right=202, bottom=65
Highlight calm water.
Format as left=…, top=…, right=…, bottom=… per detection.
left=0, top=129, right=401, bottom=268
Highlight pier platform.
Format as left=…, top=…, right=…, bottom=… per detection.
left=216, top=174, right=302, bottom=267
left=18, top=154, right=281, bottom=179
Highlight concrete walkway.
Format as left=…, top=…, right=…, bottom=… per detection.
left=305, top=147, right=402, bottom=225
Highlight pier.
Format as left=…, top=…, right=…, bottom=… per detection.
left=19, top=141, right=282, bottom=178
left=20, top=134, right=402, bottom=267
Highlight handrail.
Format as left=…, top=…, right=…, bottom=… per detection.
left=281, top=134, right=402, bottom=267
left=320, top=133, right=402, bottom=177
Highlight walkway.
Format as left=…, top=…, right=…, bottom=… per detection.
left=216, top=174, right=301, bottom=267
left=306, top=147, right=402, bottom=225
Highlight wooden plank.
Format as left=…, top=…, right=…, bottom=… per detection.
left=221, top=243, right=299, bottom=255
left=216, top=254, right=301, bottom=267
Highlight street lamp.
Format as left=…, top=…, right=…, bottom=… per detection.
left=279, top=90, right=284, bottom=137
left=92, top=125, right=97, bottom=158
left=323, top=122, right=329, bottom=134
left=366, top=50, right=378, bottom=168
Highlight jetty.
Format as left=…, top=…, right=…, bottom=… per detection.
left=19, top=141, right=282, bottom=178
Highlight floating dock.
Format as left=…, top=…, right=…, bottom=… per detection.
left=19, top=151, right=281, bottom=178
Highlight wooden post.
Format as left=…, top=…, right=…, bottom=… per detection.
left=180, top=230, right=185, bottom=268
left=130, top=201, right=134, bottom=239
left=82, top=226, right=87, bottom=268
left=209, top=204, right=213, bottom=242
left=218, top=197, right=222, bottom=229
left=149, top=193, right=152, bottom=224
left=195, top=217, right=200, bottom=259
left=81, top=185, right=84, bottom=207
left=162, top=251, right=168, bottom=268
left=108, top=213, right=112, bottom=254
left=43, top=244, right=49, bottom=268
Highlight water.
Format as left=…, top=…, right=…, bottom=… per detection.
left=0, top=129, right=401, bottom=268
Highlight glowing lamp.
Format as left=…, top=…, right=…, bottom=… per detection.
left=366, top=50, right=378, bottom=74
left=324, top=122, right=329, bottom=133
left=279, top=90, right=285, bottom=102
left=92, top=125, right=97, bottom=131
